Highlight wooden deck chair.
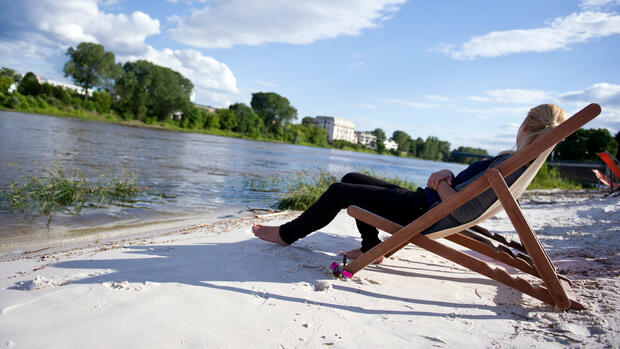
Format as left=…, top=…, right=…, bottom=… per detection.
left=592, top=169, right=620, bottom=191
left=594, top=151, right=620, bottom=192
left=343, top=103, right=602, bottom=310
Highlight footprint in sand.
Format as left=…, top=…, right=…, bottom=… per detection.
left=19, top=275, right=63, bottom=290
left=102, top=281, right=156, bottom=291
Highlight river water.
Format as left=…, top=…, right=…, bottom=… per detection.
left=0, top=111, right=466, bottom=248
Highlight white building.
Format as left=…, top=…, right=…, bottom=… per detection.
left=39, top=78, right=91, bottom=96
left=384, top=139, right=399, bottom=151
left=355, top=131, right=377, bottom=149
left=313, top=116, right=356, bottom=143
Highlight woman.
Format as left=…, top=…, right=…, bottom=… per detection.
left=252, top=104, right=568, bottom=262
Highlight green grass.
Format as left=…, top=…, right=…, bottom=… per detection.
left=277, top=170, right=416, bottom=210
left=0, top=168, right=149, bottom=218
left=528, top=163, right=583, bottom=190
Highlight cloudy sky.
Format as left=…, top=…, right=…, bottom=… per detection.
left=1, top=0, right=619, bottom=153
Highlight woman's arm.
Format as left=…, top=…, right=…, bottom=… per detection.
left=426, top=169, right=454, bottom=189
left=435, top=180, right=456, bottom=201
left=427, top=169, right=457, bottom=201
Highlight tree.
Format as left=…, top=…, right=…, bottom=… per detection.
left=0, top=75, right=12, bottom=93
left=303, top=124, right=327, bottom=146
left=301, top=116, right=315, bottom=126
left=451, top=146, right=489, bottom=164
left=229, top=103, right=263, bottom=136
left=203, top=109, right=220, bottom=129
left=216, top=108, right=238, bottom=131
left=615, top=131, right=620, bottom=157
left=418, top=136, right=451, bottom=161
left=409, top=137, right=424, bottom=157
left=392, top=130, right=412, bottom=153
left=555, top=128, right=618, bottom=161
left=115, top=60, right=193, bottom=120
left=0, top=67, right=21, bottom=81
left=64, top=42, right=121, bottom=101
left=250, top=92, right=298, bottom=133
left=372, top=128, right=386, bottom=144
left=371, top=128, right=387, bottom=153
left=91, top=91, right=112, bottom=114
left=17, top=72, right=40, bottom=96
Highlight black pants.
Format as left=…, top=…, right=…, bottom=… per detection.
left=279, top=172, right=429, bottom=252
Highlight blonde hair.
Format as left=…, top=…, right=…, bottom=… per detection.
left=516, top=104, right=568, bottom=152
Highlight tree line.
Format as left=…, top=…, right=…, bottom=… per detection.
left=0, top=42, right=618, bottom=163
left=368, top=127, right=489, bottom=163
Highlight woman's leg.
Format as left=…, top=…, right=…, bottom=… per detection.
left=253, top=172, right=393, bottom=247
left=278, top=180, right=428, bottom=248
left=341, top=172, right=403, bottom=190
left=341, top=172, right=409, bottom=252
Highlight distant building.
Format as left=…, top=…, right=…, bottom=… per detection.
left=194, top=103, right=216, bottom=113
left=384, top=139, right=398, bottom=151
left=355, top=131, right=377, bottom=149
left=313, top=116, right=356, bottom=143
left=39, top=78, right=90, bottom=96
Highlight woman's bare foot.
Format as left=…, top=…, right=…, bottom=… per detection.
left=338, top=249, right=383, bottom=264
left=252, top=223, right=289, bottom=246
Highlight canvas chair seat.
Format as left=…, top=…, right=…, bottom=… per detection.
left=343, top=103, right=602, bottom=310
left=423, top=147, right=553, bottom=240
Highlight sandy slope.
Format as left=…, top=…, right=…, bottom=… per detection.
left=0, top=191, right=618, bottom=348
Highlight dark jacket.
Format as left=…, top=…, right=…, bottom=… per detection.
left=422, top=154, right=527, bottom=234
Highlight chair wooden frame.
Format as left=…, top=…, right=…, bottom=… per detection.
left=343, top=103, right=602, bottom=310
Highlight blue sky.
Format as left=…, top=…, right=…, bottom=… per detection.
left=1, top=0, right=619, bottom=154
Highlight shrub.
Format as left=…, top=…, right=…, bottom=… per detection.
left=528, top=163, right=582, bottom=190
left=91, top=90, right=112, bottom=113
left=6, top=95, right=20, bottom=109
left=17, top=72, right=40, bottom=96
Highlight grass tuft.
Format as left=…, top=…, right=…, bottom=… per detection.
left=528, top=163, right=584, bottom=190
left=0, top=168, right=147, bottom=217
left=277, top=170, right=416, bottom=210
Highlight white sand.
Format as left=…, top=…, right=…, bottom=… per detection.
left=0, top=191, right=618, bottom=348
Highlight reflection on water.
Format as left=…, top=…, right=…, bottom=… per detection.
left=0, top=111, right=466, bottom=247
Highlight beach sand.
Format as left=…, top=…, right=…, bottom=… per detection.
left=0, top=191, right=618, bottom=348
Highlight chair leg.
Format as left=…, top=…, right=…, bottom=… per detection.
left=347, top=204, right=584, bottom=310
left=445, top=233, right=539, bottom=276
left=486, top=168, right=572, bottom=310
left=409, top=234, right=584, bottom=310
left=469, top=225, right=527, bottom=253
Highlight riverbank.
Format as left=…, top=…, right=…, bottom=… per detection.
left=1, top=190, right=617, bottom=348
left=0, top=106, right=393, bottom=159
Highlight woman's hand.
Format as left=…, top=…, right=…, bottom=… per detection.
left=427, top=169, right=454, bottom=191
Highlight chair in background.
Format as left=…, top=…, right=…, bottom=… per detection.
left=593, top=151, right=620, bottom=192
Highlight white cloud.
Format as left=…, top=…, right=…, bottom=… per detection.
left=121, top=47, right=239, bottom=106
left=169, top=0, right=406, bottom=48
left=358, top=104, right=378, bottom=109
left=349, top=61, right=366, bottom=67
left=0, top=0, right=240, bottom=107
left=425, top=95, right=450, bottom=102
left=252, top=80, right=277, bottom=87
left=558, top=82, right=620, bottom=106
left=441, top=10, right=620, bottom=59
left=0, top=0, right=160, bottom=56
left=454, top=106, right=531, bottom=116
left=558, top=83, right=620, bottom=132
left=469, top=89, right=552, bottom=104
left=166, top=15, right=183, bottom=24
left=381, top=98, right=440, bottom=109
left=580, top=0, right=620, bottom=9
